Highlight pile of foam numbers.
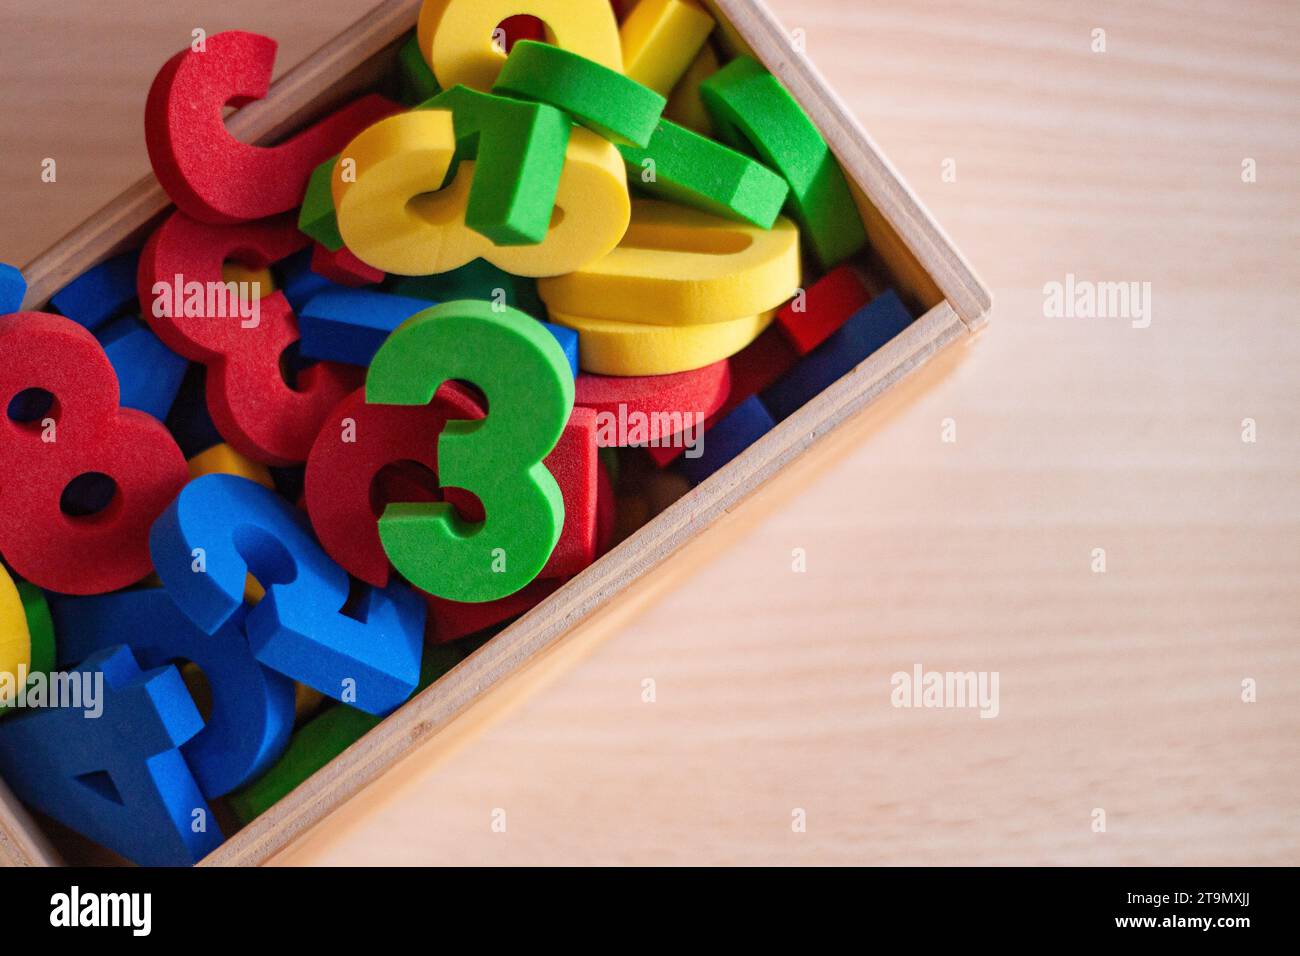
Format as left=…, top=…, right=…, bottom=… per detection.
left=0, top=0, right=915, bottom=865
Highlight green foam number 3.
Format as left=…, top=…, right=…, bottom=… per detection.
left=366, top=300, right=574, bottom=603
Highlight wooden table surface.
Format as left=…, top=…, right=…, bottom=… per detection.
left=1, top=1, right=1297, bottom=865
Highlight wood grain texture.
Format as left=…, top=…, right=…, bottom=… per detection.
left=2, top=0, right=1298, bottom=866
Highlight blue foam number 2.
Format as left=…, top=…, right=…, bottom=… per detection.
left=149, top=474, right=425, bottom=716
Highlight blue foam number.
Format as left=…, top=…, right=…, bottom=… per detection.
left=761, top=289, right=913, bottom=421
left=0, top=262, right=26, bottom=314
left=50, top=250, right=141, bottom=332
left=149, top=474, right=425, bottom=715
left=51, top=589, right=296, bottom=798
left=0, top=645, right=223, bottom=866
left=99, top=316, right=189, bottom=421
left=678, top=395, right=776, bottom=485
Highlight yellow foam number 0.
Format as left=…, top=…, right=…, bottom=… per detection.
left=366, top=300, right=575, bottom=603
left=333, top=110, right=630, bottom=277
left=418, top=0, right=623, bottom=92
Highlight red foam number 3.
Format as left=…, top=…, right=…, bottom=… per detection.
left=146, top=30, right=402, bottom=224
left=0, top=313, right=189, bottom=595
left=140, top=212, right=362, bottom=466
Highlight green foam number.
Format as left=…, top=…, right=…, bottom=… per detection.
left=493, top=40, right=666, bottom=148
left=700, top=56, right=867, bottom=269
left=298, top=155, right=346, bottom=251
left=617, top=119, right=791, bottom=229
left=418, top=85, right=572, bottom=246
left=366, top=300, right=574, bottom=603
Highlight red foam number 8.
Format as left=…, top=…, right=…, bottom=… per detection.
left=0, top=313, right=189, bottom=595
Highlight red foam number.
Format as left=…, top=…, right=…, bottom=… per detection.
left=305, top=395, right=598, bottom=588
left=139, top=211, right=362, bottom=466
left=0, top=313, right=189, bottom=595
left=145, top=30, right=402, bottom=224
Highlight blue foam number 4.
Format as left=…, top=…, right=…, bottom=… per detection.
left=149, top=474, right=425, bottom=716
left=0, top=645, right=223, bottom=866
left=52, top=589, right=296, bottom=798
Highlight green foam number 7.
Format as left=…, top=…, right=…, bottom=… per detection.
left=366, top=300, right=574, bottom=603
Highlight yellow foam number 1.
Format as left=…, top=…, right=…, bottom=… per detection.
left=366, top=300, right=575, bottom=603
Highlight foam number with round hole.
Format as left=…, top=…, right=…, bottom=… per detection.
left=619, top=0, right=715, bottom=96
left=700, top=56, right=867, bottom=270
left=52, top=589, right=295, bottom=798
left=145, top=30, right=403, bottom=224
left=0, top=263, right=25, bottom=314
left=49, top=251, right=141, bottom=332
left=305, top=383, right=485, bottom=587
left=0, top=645, right=223, bottom=867
left=228, top=642, right=463, bottom=824
left=663, top=41, right=718, bottom=136
left=150, top=474, right=426, bottom=715
left=0, top=313, right=189, bottom=595
left=366, top=301, right=574, bottom=602
left=417, top=0, right=623, bottom=93
left=575, top=361, right=729, bottom=447
left=538, top=200, right=801, bottom=326
left=617, top=119, right=789, bottom=228
left=549, top=307, right=775, bottom=376
left=493, top=41, right=665, bottom=148
left=420, top=85, right=572, bottom=246
left=138, top=211, right=362, bottom=466
left=334, top=111, right=629, bottom=278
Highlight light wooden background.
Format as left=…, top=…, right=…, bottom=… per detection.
left=1, top=0, right=1297, bottom=865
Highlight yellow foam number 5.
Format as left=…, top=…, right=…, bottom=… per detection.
left=366, top=300, right=575, bottom=603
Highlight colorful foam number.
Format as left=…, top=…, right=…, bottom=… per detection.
left=139, top=211, right=362, bottom=466
left=298, top=288, right=436, bottom=367
left=575, top=361, right=730, bottom=447
left=228, top=642, right=464, bottom=824
left=549, top=307, right=775, bottom=376
left=420, top=84, right=572, bottom=245
left=701, top=56, right=868, bottom=270
left=648, top=325, right=797, bottom=466
left=425, top=578, right=562, bottom=645
left=150, top=474, right=426, bottom=715
left=98, top=316, right=189, bottom=422
left=620, top=0, right=715, bottom=96
left=52, top=588, right=296, bottom=798
left=677, top=394, right=775, bottom=484
left=398, top=32, right=442, bottom=106
left=617, top=119, right=790, bottom=228
left=48, top=251, right=140, bottom=331
left=762, top=289, right=913, bottom=420
left=0, top=313, right=189, bottom=595
left=145, top=30, right=403, bottom=224
left=418, top=0, right=623, bottom=93
left=663, top=41, right=718, bottom=136
left=0, top=263, right=25, bottom=314
left=188, top=441, right=275, bottom=489
left=538, top=200, right=801, bottom=326
left=299, top=157, right=346, bottom=251
left=494, top=41, right=666, bottom=148
left=333, top=110, right=629, bottom=278
left=366, top=300, right=575, bottom=602
left=777, top=264, right=875, bottom=355
left=310, top=243, right=385, bottom=287
left=0, top=645, right=223, bottom=867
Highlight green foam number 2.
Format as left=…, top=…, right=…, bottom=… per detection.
left=366, top=300, right=574, bottom=603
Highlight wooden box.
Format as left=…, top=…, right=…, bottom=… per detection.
left=0, top=0, right=990, bottom=866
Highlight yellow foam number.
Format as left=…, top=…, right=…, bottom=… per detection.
left=621, top=0, right=715, bottom=96
left=418, top=0, right=623, bottom=92
left=538, top=199, right=801, bottom=326
left=334, top=110, right=629, bottom=278
left=549, top=308, right=775, bottom=376
left=188, top=443, right=275, bottom=490
left=664, top=42, right=720, bottom=135
left=0, top=567, right=31, bottom=699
